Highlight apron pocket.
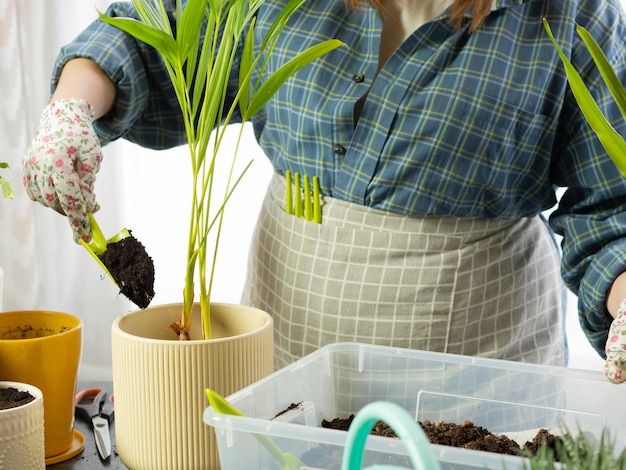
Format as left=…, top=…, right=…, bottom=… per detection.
left=244, top=180, right=462, bottom=368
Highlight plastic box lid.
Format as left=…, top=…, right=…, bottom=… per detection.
left=204, top=342, right=624, bottom=469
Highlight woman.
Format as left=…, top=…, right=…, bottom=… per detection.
left=23, top=0, right=626, bottom=380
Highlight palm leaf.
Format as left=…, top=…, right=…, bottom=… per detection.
left=238, top=16, right=256, bottom=113
left=177, top=0, right=208, bottom=62
left=543, top=19, right=626, bottom=177
left=259, top=0, right=306, bottom=51
left=246, top=39, right=345, bottom=117
left=98, top=12, right=178, bottom=65
left=575, top=23, right=626, bottom=118
left=131, top=0, right=171, bottom=32
left=190, top=9, right=216, bottom=118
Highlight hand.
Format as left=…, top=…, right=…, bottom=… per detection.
left=23, top=98, right=102, bottom=243
left=604, top=297, right=626, bottom=384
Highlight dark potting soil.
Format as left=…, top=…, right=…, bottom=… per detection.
left=98, top=233, right=155, bottom=309
left=299, top=415, right=562, bottom=468
left=0, top=325, right=72, bottom=340
left=0, top=387, right=35, bottom=410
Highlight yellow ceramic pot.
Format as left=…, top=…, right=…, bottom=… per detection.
left=112, top=303, right=274, bottom=470
left=0, top=311, right=83, bottom=463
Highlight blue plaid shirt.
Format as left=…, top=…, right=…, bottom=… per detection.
left=54, top=0, right=626, bottom=356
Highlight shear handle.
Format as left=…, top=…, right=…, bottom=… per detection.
left=75, top=387, right=106, bottom=420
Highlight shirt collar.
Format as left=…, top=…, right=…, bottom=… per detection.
left=490, top=0, right=528, bottom=12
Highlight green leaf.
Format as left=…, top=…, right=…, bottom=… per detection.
left=98, top=12, right=178, bottom=65
left=195, top=6, right=239, bottom=163
left=543, top=19, right=626, bottom=177
left=0, top=177, right=13, bottom=199
left=575, top=23, right=626, bottom=118
left=246, top=39, right=345, bottom=117
left=238, top=16, right=256, bottom=113
left=206, top=0, right=222, bottom=17
left=131, top=0, right=170, bottom=32
left=177, top=0, right=208, bottom=62
left=190, top=9, right=216, bottom=118
left=259, top=0, right=306, bottom=51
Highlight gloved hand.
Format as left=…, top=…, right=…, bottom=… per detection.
left=604, top=297, right=626, bottom=384
left=23, top=98, right=102, bottom=243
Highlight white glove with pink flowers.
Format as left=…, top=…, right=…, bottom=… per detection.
left=23, top=98, right=102, bottom=243
left=604, top=297, right=626, bottom=384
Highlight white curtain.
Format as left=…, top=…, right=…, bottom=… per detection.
left=1, top=0, right=617, bottom=380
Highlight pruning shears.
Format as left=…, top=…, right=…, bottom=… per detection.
left=75, top=387, right=115, bottom=461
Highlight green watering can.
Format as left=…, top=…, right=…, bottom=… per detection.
left=342, top=401, right=441, bottom=470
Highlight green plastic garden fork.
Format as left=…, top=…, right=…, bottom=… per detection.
left=285, top=170, right=322, bottom=223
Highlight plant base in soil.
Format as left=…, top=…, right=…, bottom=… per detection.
left=0, top=387, right=35, bottom=410
left=98, top=232, right=155, bottom=309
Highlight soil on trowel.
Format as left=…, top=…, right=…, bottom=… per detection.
left=0, top=387, right=35, bottom=410
left=299, top=414, right=563, bottom=468
left=98, top=233, right=155, bottom=309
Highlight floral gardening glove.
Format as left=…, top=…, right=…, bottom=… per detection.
left=604, top=297, right=626, bottom=384
left=23, top=98, right=102, bottom=243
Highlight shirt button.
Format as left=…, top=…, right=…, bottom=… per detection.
left=352, top=72, right=365, bottom=83
left=333, top=144, right=346, bottom=155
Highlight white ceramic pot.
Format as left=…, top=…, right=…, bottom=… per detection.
left=0, top=381, right=45, bottom=470
left=111, top=302, right=274, bottom=470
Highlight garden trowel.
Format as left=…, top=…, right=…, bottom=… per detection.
left=80, top=212, right=155, bottom=309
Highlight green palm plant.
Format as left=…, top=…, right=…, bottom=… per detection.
left=543, top=18, right=626, bottom=176
left=99, top=0, right=344, bottom=339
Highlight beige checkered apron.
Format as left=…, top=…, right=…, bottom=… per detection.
left=242, top=174, right=565, bottom=370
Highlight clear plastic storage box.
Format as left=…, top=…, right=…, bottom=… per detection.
left=204, top=342, right=625, bottom=469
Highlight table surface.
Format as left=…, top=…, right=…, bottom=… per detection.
left=47, top=381, right=127, bottom=470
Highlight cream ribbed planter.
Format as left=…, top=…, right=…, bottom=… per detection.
left=111, top=302, right=274, bottom=470
left=0, top=381, right=45, bottom=470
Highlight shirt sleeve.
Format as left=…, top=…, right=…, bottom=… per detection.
left=549, top=0, right=626, bottom=357
left=51, top=1, right=187, bottom=149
